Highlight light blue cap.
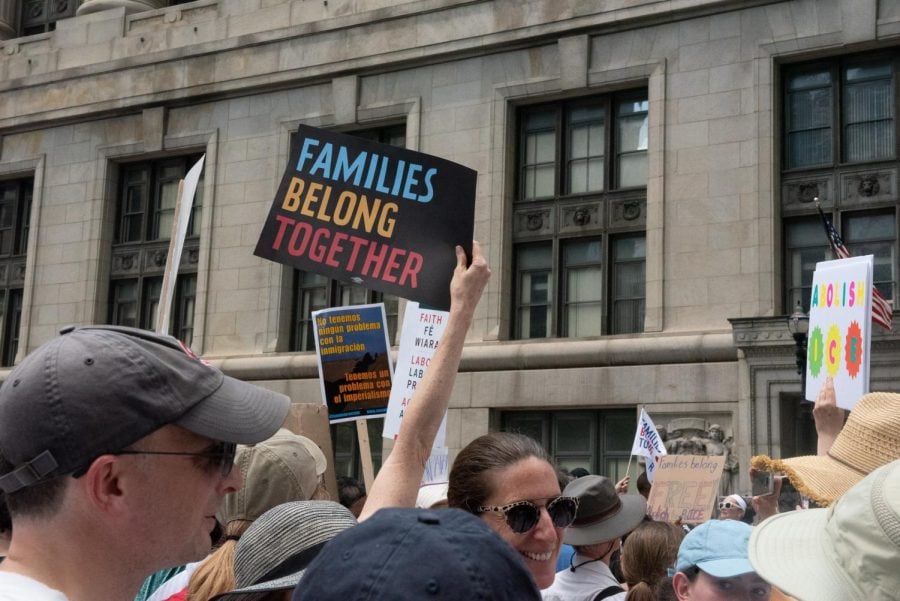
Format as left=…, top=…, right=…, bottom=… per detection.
left=675, top=519, right=754, bottom=577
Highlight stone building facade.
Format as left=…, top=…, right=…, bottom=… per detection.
left=1, top=0, right=898, bottom=492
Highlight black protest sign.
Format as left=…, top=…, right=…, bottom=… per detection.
left=255, top=125, right=477, bottom=310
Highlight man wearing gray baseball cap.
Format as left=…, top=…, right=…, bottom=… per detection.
left=0, top=325, right=291, bottom=601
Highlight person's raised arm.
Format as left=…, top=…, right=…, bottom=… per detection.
left=813, top=377, right=845, bottom=456
left=358, top=242, right=490, bottom=521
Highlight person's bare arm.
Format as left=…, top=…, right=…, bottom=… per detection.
left=813, top=377, right=845, bottom=456
left=750, top=471, right=783, bottom=523
left=358, top=242, right=490, bottom=521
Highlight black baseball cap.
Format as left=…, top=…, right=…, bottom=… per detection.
left=0, top=325, right=290, bottom=493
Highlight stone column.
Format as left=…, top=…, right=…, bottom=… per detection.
left=0, top=0, right=16, bottom=41
left=76, top=0, right=164, bottom=17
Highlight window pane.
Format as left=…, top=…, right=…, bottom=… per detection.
left=617, top=97, right=648, bottom=188
left=555, top=416, right=593, bottom=453
left=111, top=280, right=139, bottom=328
left=786, top=219, right=829, bottom=312
left=611, top=236, right=646, bottom=335
left=143, top=278, right=162, bottom=332
left=843, top=61, right=894, bottom=163
left=605, top=413, right=636, bottom=451
left=504, top=414, right=547, bottom=446
left=618, top=154, right=648, bottom=188
left=567, top=108, right=604, bottom=194
left=844, top=213, right=895, bottom=300
left=785, top=69, right=833, bottom=169
left=564, top=240, right=602, bottom=337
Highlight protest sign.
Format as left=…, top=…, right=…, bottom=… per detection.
left=312, top=303, right=393, bottom=423
left=645, top=455, right=724, bottom=524
left=421, top=446, right=449, bottom=485
left=805, top=256, right=873, bottom=409
left=255, top=125, right=476, bottom=310
left=383, top=301, right=449, bottom=446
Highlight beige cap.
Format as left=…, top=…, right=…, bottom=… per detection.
left=752, top=391, right=900, bottom=506
left=221, top=429, right=327, bottom=524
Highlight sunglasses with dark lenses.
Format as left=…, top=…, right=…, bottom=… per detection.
left=718, top=501, right=738, bottom=510
left=478, top=496, right=579, bottom=534
left=114, top=441, right=238, bottom=478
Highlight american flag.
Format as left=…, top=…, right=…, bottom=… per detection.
left=816, top=204, right=893, bottom=331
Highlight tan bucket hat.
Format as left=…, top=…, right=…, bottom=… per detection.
left=751, top=391, right=900, bottom=506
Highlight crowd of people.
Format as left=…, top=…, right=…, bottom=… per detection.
left=0, top=241, right=897, bottom=601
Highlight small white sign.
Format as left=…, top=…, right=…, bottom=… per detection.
left=383, top=302, right=449, bottom=447
left=805, top=256, right=873, bottom=409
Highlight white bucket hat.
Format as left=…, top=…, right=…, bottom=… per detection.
left=749, top=458, right=900, bottom=601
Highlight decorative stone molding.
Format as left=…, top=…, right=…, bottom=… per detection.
left=514, top=206, right=553, bottom=237
left=841, top=169, right=895, bottom=205
left=560, top=201, right=601, bottom=232
left=782, top=176, right=832, bottom=211
left=610, top=197, right=645, bottom=228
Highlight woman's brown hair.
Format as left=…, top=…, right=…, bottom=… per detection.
left=621, top=521, right=684, bottom=601
left=448, top=431, right=552, bottom=514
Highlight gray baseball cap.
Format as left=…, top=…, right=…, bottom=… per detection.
left=0, top=325, right=291, bottom=494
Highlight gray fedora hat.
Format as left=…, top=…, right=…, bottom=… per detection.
left=562, top=475, right=647, bottom=546
left=211, top=501, right=357, bottom=601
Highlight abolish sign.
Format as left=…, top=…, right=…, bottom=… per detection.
left=255, top=125, right=477, bottom=310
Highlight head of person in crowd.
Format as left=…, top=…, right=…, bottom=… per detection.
left=188, top=429, right=328, bottom=600
left=0, top=325, right=289, bottom=601
left=717, top=494, right=746, bottom=521
left=636, top=471, right=651, bottom=499
left=336, top=476, right=367, bottom=518
left=672, top=519, right=770, bottom=601
left=621, top=521, right=684, bottom=601
left=570, top=467, right=590, bottom=479
left=448, top=431, right=576, bottom=589
left=751, top=390, right=900, bottom=506
left=211, top=501, right=356, bottom=601
left=415, top=481, right=449, bottom=509
left=749, top=458, right=900, bottom=601
left=294, top=507, right=542, bottom=600
left=543, top=475, right=646, bottom=600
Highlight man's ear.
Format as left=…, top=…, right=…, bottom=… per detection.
left=672, top=571, right=691, bottom=600
left=79, top=455, right=127, bottom=512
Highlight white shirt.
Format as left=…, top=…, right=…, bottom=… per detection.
left=0, top=572, right=69, bottom=601
left=542, top=554, right=626, bottom=601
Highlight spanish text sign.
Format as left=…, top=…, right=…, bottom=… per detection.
left=255, top=125, right=477, bottom=310
left=646, top=455, right=724, bottom=524
left=312, top=303, right=394, bottom=424
left=805, top=256, right=873, bottom=409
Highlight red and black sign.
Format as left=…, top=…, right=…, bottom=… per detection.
left=255, top=125, right=477, bottom=310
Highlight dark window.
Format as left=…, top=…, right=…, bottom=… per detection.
left=503, top=409, right=635, bottom=482
left=18, top=0, right=76, bottom=36
left=0, top=178, right=31, bottom=366
left=782, top=52, right=900, bottom=314
left=109, top=156, right=203, bottom=345
left=784, top=55, right=896, bottom=170
left=512, top=94, right=647, bottom=339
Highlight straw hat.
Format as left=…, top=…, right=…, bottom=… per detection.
left=749, top=459, right=900, bottom=601
left=211, top=501, right=357, bottom=600
left=751, top=391, right=900, bottom=506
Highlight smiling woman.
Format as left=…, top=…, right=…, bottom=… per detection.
left=448, top=432, right=570, bottom=590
